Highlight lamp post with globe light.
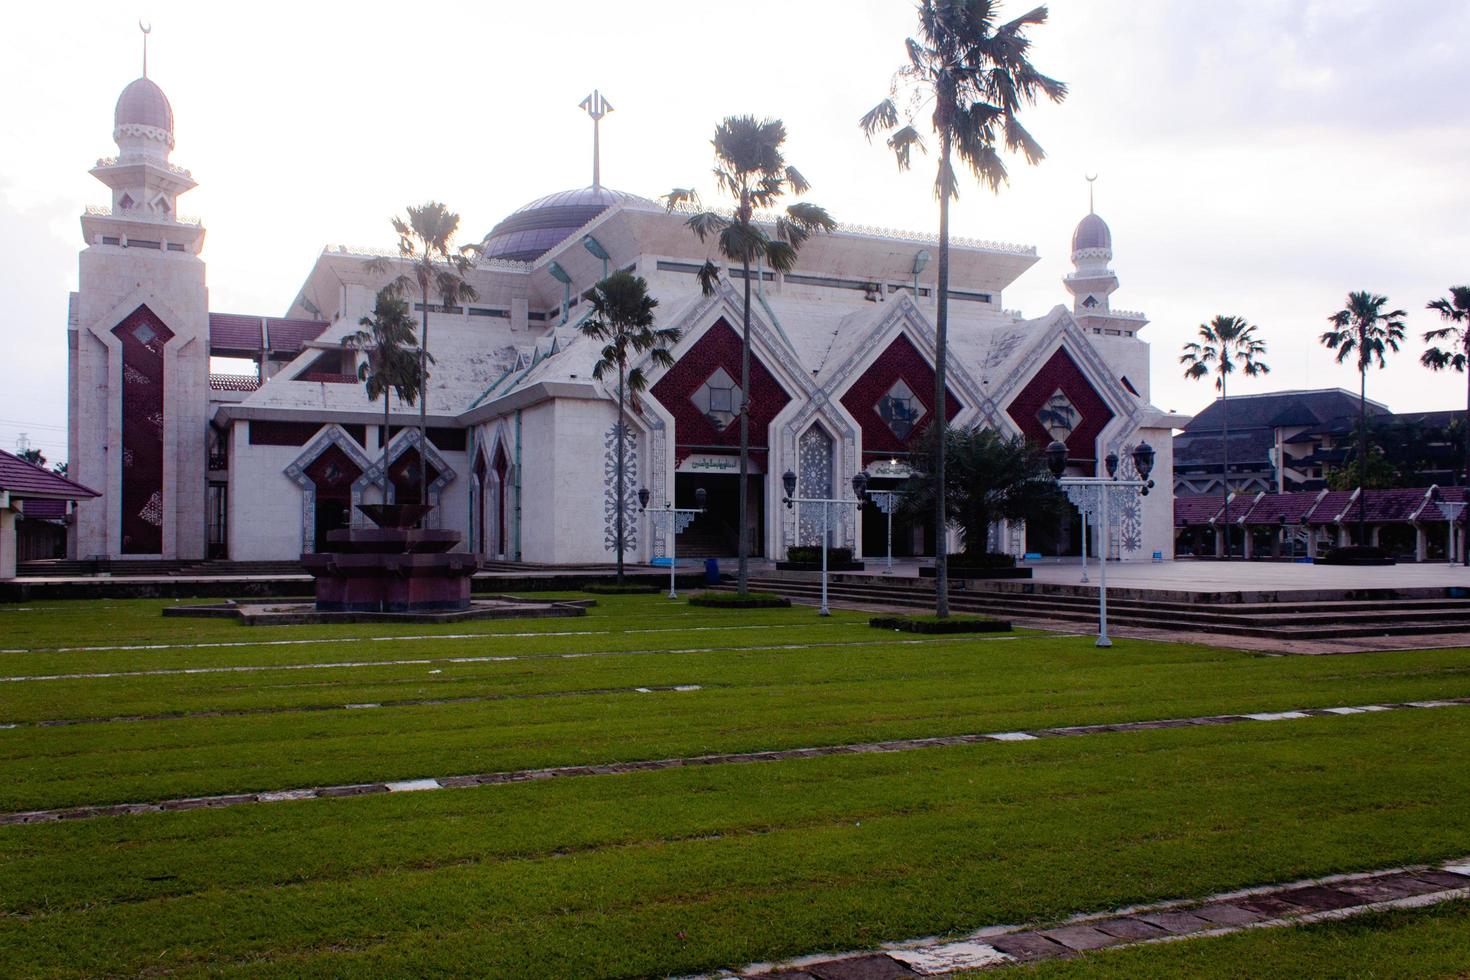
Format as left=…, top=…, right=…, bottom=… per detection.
left=782, top=470, right=869, bottom=616
left=1046, top=441, right=1156, bottom=648
left=638, top=486, right=706, bottom=599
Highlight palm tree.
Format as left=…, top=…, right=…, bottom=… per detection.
left=1180, top=316, right=1270, bottom=559
left=342, top=291, right=426, bottom=480
left=579, top=270, right=680, bottom=582
left=663, top=116, right=836, bottom=595
left=371, top=202, right=478, bottom=507
left=901, top=425, right=1064, bottom=560
left=1423, top=286, right=1470, bottom=497
left=861, top=0, right=1065, bottom=616
left=1322, top=291, right=1407, bottom=547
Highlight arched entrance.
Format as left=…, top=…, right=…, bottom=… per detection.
left=304, top=445, right=362, bottom=553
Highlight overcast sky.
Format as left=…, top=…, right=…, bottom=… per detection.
left=3, top=0, right=1468, bottom=464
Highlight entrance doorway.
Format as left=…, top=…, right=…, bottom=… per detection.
left=675, top=471, right=762, bottom=557
left=860, top=476, right=924, bottom=559
left=1027, top=499, right=1084, bottom=557
left=304, top=444, right=362, bottom=553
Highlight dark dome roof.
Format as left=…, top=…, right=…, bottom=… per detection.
left=115, top=77, right=174, bottom=133
left=1071, top=212, right=1111, bottom=253
left=480, top=187, right=653, bottom=263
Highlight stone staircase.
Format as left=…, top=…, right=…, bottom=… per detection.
left=731, top=573, right=1470, bottom=642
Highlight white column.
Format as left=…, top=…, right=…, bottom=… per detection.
left=0, top=506, right=17, bottom=580
left=1415, top=524, right=1428, bottom=563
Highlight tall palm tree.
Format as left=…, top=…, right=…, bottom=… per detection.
left=1423, top=286, right=1470, bottom=506
left=371, top=202, right=478, bottom=507
left=861, top=0, right=1065, bottom=617
left=341, top=291, right=426, bottom=480
left=1180, top=316, right=1270, bottom=559
left=663, top=117, right=835, bottom=595
left=579, top=271, right=680, bottom=582
left=1322, top=291, right=1407, bottom=547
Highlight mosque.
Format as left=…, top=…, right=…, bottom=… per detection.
left=65, top=66, right=1183, bottom=567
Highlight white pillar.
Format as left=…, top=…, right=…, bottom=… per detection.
left=1415, top=524, right=1428, bottom=563
left=0, top=507, right=17, bottom=580
left=1241, top=525, right=1253, bottom=560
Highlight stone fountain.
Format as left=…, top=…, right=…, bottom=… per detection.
left=302, top=503, right=476, bottom=612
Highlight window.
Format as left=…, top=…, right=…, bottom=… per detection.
left=691, top=367, right=742, bottom=431
left=1037, top=389, right=1078, bottom=442
left=875, top=379, right=925, bottom=440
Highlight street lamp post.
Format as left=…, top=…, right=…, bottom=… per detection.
left=866, top=489, right=905, bottom=574
left=1046, top=441, right=1156, bottom=648
left=782, top=470, right=869, bottom=616
left=637, top=486, right=707, bottom=599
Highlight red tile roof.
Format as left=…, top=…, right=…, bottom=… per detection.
left=1304, top=490, right=1358, bottom=525
left=265, top=317, right=330, bottom=353
left=0, top=450, right=99, bottom=500
left=208, top=313, right=264, bottom=353
left=1241, top=491, right=1325, bottom=526
left=1174, top=496, right=1224, bottom=526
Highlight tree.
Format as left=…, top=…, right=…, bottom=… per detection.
left=341, top=290, right=427, bottom=483
left=579, top=271, right=680, bottom=582
left=51, top=461, right=68, bottom=478
left=17, top=448, right=46, bottom=469
left=861, top=0, right=1065, bottom=616
left=1423, top=285, right=1470, bottom=495
left=663, top=117, right=835, bottom=595
left=1180, top=315, right=1270, bottom=558
left=371, top=202, right=478, bottom=509
left=900, top=425, right=1063, bottom=559
left=1322, top=292, right=1407, bottom=546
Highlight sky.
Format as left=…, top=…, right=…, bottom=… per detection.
left=2, top=0, right=1468, bottom=465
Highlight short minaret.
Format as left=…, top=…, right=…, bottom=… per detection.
left=1063, top=178, right=1119, bottom=318
left=69, top=30, right=211, bottom=561
left=1060, top=178, right=1151, bottom=399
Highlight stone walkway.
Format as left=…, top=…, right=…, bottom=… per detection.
left=696, top=857, right=1470, bottom=978
left=5, top=694, right=1466, bottom=827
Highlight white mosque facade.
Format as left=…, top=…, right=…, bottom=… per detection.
left=66, top=73, right=1184, bottom=567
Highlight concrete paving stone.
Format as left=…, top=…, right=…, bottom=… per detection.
left=1136, top=911, right=1214, bottom=934
left=1233, top=894, right=1313, bottom=917
left=1092, top=917, right=1169, bottom=940
left=434, top=775, right=482, bottom=789
left=987, top=932, right=1072, bottom=961
left=1336, top=878, right=1438, bottom=902
left=750, top=972, right=817, bottom=979
left=1408, top=870, right=1470, bottom=889
left=1038, top=924, right=1124, bottom=951
left=1274, top=886, right=1361, bottom=911
left=806, top=954, right=920, bottom=979
left=1192, top=903, right=1267, bottom=926
left=987, top=732, right=1038, bottom=741
left=889, top=941, right=1011, bottom=974
left=385, top=779, right=441, bottom=793
left=316, top=783, right=388, bottom=798
left=1444, top=863, right=1470, bottom=876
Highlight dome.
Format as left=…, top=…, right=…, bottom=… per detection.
left=1071, top=212, right=1111, bottom=253
left=480, top=187, right=654, bottom=263
left=114, top=77, right=174, bottom=134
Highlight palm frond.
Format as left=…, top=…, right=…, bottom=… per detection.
left=859, top=98, right=900, bottom=139
left=685, top=210, right=729, bottom=242
left=662, top=187, right=701, bottom=211
left=695, top=260, right=721, bottom=297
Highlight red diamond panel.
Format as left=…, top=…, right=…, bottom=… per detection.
left=1006, top=347, right=1114, bottom=462
left=839, top=334, right=961, bottom=460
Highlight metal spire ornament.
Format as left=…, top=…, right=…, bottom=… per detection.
left=579, top=90, right=613, bottom=191
left=1086, top=173, right=1097, bottom=214
left=139, top=19, right=152, bottom=76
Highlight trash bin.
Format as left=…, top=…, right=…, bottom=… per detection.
left=704, top=558, right=720, bottom=584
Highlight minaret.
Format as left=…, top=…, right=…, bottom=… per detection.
left=69, top=26, right=210, bottom=561
left=1063, top=177, right=1119, bottom=318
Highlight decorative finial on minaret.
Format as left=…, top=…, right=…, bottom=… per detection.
left=579, top=90, right=614, bottom=191
left=1086, top=173, right=1097, bottom=214
left=139, top=19, right=151, bottom=77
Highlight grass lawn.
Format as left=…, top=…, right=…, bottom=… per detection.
left=2, top=595, right=1469, bottom=976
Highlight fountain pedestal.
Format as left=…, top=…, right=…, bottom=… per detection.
left=302, top=504, right=476, bottom=612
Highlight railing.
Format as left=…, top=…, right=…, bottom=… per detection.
left=209, top=373, right=260, bottom=392
left=94, top=157, right=193, bottom=178
left=664, top=201, right=1037, bottom=256
left=84, top=204, right=202, bottom=227
left=299, top=371, right=358, bottom=385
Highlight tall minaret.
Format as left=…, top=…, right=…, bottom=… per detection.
left=69, top=27, right=211, bottom=560
left=1063, top=177, right=1120, bottom=318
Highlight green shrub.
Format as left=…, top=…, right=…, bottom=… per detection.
left=947, top=550, right=1016, bottom=569
left=785, top=546, right=854, bottom=564
left=869, top=614, right=1011, bottom=634
left=688, top=592, right=791, bottom=609
left=582, top=583, right=663, bottom=595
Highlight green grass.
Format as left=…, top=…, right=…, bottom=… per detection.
left=2, top=596, right=1469, bottom=976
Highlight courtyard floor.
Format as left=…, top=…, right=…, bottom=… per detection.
left=2, top=595, right=1469, bottom=976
